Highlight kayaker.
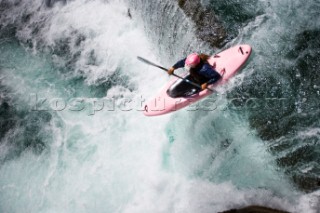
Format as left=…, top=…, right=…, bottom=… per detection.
left=167, top=53, right=222, bottom=90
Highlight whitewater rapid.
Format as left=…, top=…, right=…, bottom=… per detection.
left=0, top=0, right=319, bottom=212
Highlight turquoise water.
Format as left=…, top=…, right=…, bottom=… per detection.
left=0, top=0, right=319, bottom=212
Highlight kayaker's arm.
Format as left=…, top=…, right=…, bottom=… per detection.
left=200, top=64, right=222, bottom=89
left=168, top=58, right=186, bottom=75
left=173, top=58, right=186, bottom=69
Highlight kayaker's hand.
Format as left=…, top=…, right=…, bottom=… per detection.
left=201, top=83, right=208, bottom=90
left=168, top=67, right=175, bottom=75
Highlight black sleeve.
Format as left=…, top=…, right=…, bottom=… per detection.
left=172, top=58, right=186, bottom=69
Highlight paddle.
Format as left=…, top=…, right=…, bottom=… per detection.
left=137, top=56, right=214, bottom=92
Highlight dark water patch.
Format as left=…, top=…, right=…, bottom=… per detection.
left=227, top=29, right=320, bottom=192
left=270, top=133, right=320, bottom=192
left=0, top=25, right=16, bottom=41
left=177, top=0, right=227, bottom=47
left=207, top=0, right=264, bottom=41
left=276, top=144, right=317, bottom=168
left=50, top=37, right=72, bottom=59
left=0, top=102, right=15, bottom=139
left=0, top=80, right=52, bottom=161
left=286, top=30, right=320, bottom=102
left=227, top=72, right=296, bottom=140
left=292, top=173, right=320, bottom=193
left=12, top=111, right=51, bottom=155
left=0, top=85, right=52, bottom=164
left=0, top=0, right=20, bottom=14
left=48, top=30, right=86, bottom=64
left=0, top=85, right=16, bottom=140
left=270, top=30, right=320, bottom=139
left=0, top=0, right=45, bottom=34
left=44, top=0, right=66, bottom=8
left=0, top=110, right=52, bottom=163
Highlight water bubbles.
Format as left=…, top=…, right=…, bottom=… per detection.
left=300, top=166, right=313, bottom=174
left=297, top=108, right=302, bottom=113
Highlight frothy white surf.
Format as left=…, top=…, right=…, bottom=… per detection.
left=0, top=0, right=318, bottom=213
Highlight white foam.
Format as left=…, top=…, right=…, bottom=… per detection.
left=0, top=0, right=318, bottom=212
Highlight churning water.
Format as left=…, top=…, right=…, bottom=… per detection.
left=0, top=0, right=319, bottom=212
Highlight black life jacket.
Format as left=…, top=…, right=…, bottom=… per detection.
left=189, top=59, right=208, bottom=84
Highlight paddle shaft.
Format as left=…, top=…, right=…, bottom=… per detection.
left=137, top=56, right=214, bottom=92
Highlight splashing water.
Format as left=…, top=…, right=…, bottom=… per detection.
left=0, top=0, right=319, bottom=212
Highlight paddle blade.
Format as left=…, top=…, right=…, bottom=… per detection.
left=137, top=56, right=151, bottom=65
left=137, top=56, right=167, bottom=71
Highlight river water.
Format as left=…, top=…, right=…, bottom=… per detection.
left=0, top=0, right=319, bottom=212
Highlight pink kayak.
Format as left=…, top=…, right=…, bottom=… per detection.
left=143, top=44, right=252, bottom=116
